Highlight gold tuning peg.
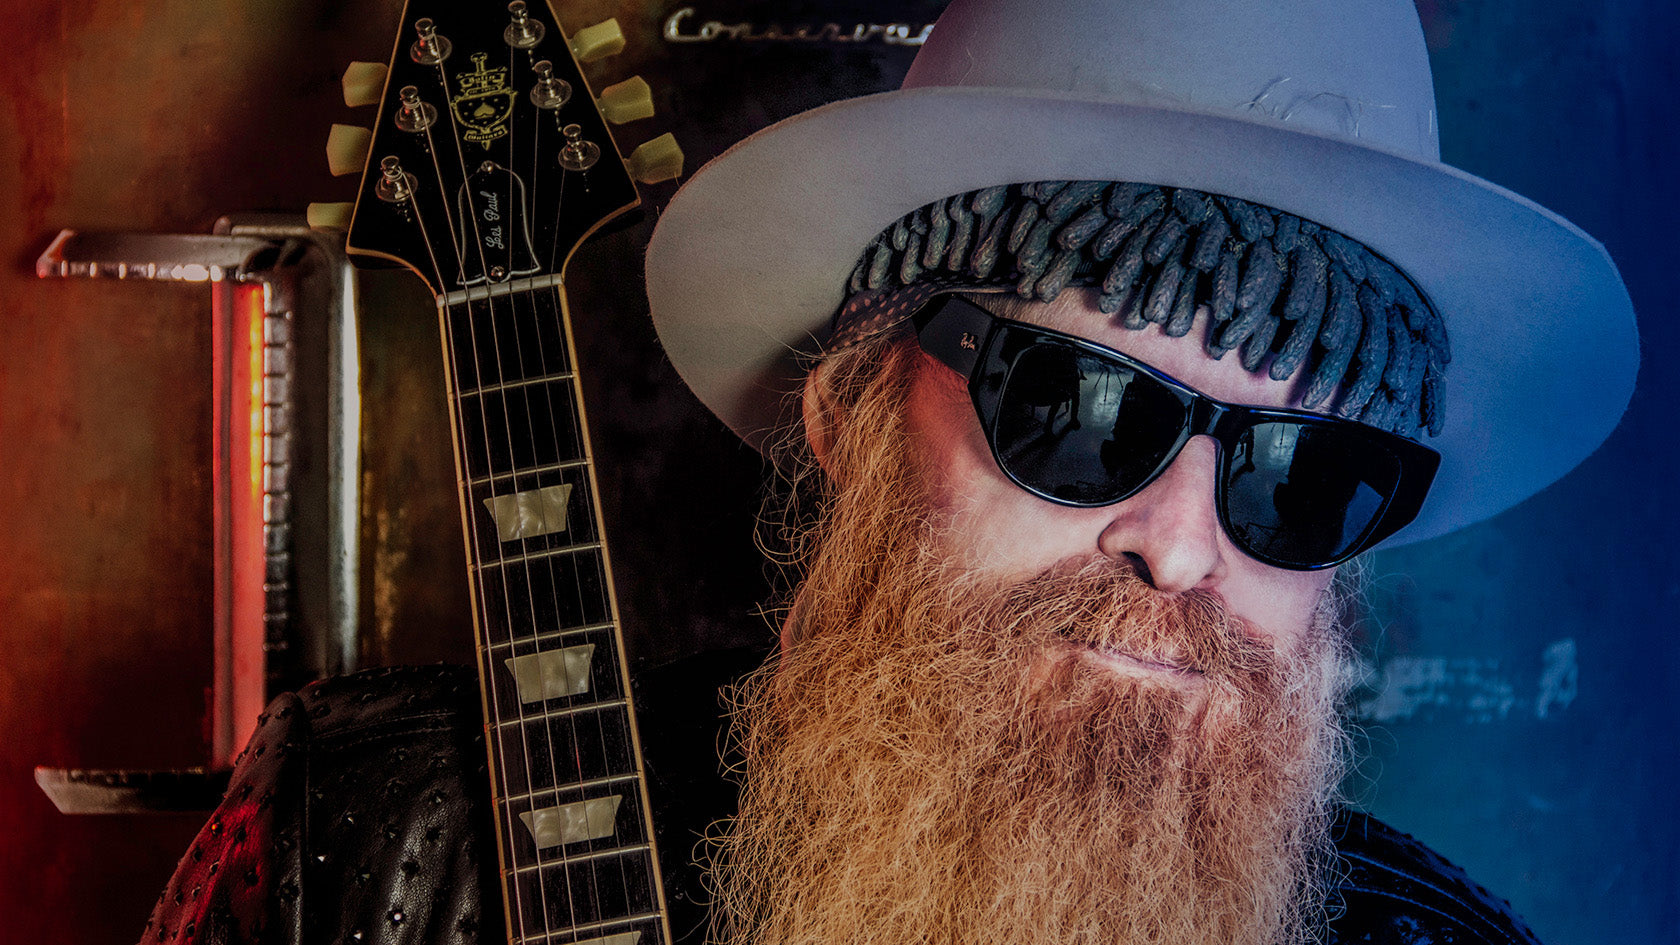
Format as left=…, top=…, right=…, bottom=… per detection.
left=628, top=133, right=684, bottom=185
left=306, top=202, right=354, bottom=229
left=570, top=19, right=625, bottom=63
left=598, top=76, right=653, bottom=125
left=341, top=61, right=389, bottom=108
left=326, top=124, right=373, bottom=177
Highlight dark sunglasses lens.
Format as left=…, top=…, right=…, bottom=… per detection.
left=994, top=344, right=1190, bottom=504
left=1225, top=421, right=1402, bottom=566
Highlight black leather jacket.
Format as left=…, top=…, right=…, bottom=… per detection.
left=137, top=663, right=1544, bottom=945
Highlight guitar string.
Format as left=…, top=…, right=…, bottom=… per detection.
left=505, top=42, right=574, bottom=944
left=545, top=279, right=644, bottom=940
left=528, top=267, right=630, bottom=934
left=539, top=74, right=644, bottom=935
left=433, top=196, right=544, bottom=940
left=424, top=46, right=552, bottom=942
left=365, top=73, right=544, bottom=938
left=505, top=39, right=608, bottom=941
left=537, top=121, right=624, bottom=934
left=547, top=80, right=638, bottom=941
left=509, top=284, right=613, bottom=943
left=398, top=179, right=542, bottom=942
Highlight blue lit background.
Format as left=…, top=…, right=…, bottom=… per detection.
left=1362, top=0, right=1679, bottom=940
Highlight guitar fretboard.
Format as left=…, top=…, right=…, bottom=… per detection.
left=441, top=285, right=668, bottom=945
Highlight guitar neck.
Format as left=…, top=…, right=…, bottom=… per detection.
left=439, top=283, right=671, bottom=945
left=338, top=2, right=682, bottom=937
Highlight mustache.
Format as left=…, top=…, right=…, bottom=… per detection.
left=939, top=555, right=1282, bottom=683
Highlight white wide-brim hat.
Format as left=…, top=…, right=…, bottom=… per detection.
left=645, top=0, right=1638, bottom=547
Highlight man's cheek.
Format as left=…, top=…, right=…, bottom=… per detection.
left=1224, top=573, right=1336, bottom=655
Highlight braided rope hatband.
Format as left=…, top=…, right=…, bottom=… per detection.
left=834, top=181, right=1449, bottom=438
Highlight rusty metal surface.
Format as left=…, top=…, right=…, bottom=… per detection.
left=0, top=2, right=928, bottom=941
left=0, top=1, right=401, bottom=940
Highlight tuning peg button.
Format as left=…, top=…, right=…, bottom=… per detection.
left=341, top=61, right=389, bottom=107
left=326, top=124, right=373, bottom=177
left=598, top=76, right=653, bottom=125
left=570, top=19, right=624, bottom=63
left=306, top=202, right=354, bottom=229
left=628, top=133, right=684, bottom=184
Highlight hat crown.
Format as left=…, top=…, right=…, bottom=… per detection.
left=904, top=0, right=1441, bottom=162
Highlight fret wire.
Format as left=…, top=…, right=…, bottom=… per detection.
left=487, top=620, right=618, bottom=651
left=470, top=541, right=604, bottom=569
left=494, top=698, right=628, bottom=729
left=452, top=364, right=585, bottom=479
left=510, top=843, right=652, bottom=876
left=511, top=911, right=662, bottom=944
left=456, top=369, right=577, bottom=398
left=490, top=696, right=638, bottom=790
left=500, top=772, right=643, bottom=805
left=467, top=457, right=590, bottom=488
left=444, top=285, right=570, bottom=388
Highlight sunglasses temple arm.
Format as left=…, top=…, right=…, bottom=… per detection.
left=913, top=296, right=998, bottom=377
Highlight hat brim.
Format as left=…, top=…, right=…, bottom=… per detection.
left=645, top=86, right=1638, bottom=548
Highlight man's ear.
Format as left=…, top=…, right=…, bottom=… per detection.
left=801, top=362, right=839, bottom=475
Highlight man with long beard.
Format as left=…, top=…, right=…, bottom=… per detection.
left=710, top=330, right=1354, bottom=945
left=642, top=0, right=1637, bottom=942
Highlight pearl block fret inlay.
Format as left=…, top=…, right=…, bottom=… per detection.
left=505, top=644, right=595, bottom=704
left=483, top=482, right=574, bottom=541
left=518, top=794, right=623, bottom=849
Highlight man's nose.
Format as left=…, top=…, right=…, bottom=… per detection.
left=1095, top=436, right=1225, bottom=593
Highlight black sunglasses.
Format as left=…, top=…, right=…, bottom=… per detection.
left=909, top=295, right=1439, bottom=570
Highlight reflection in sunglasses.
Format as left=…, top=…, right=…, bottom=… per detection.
left=912, top=294, right=1440, bottom=568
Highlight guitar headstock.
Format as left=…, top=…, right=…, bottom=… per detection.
left=340, top=1, right=679, bottom=298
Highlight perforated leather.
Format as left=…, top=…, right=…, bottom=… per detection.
left=139, top=666, right=500, bottom=945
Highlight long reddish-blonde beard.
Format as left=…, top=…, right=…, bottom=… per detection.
left=710, top=340, right=1352, bottom=945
